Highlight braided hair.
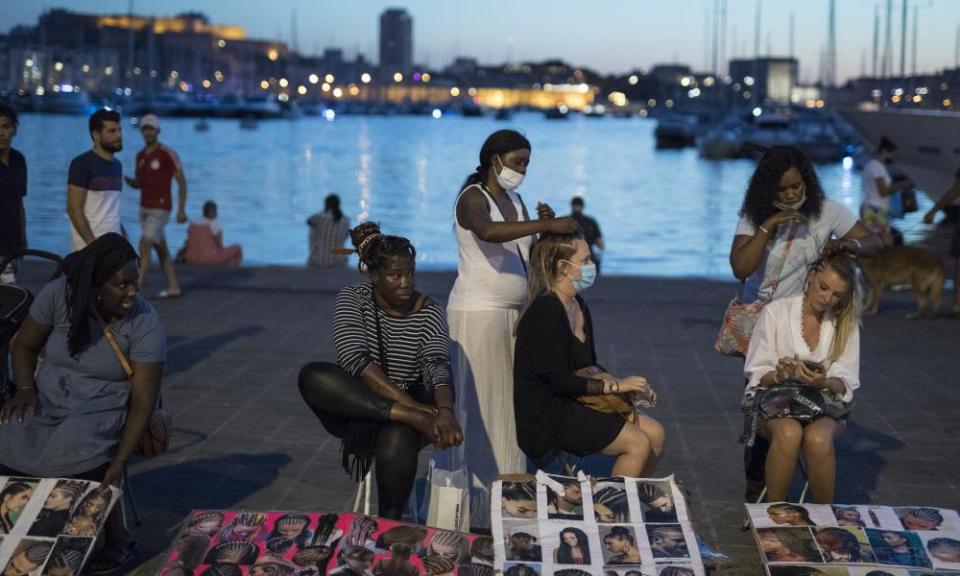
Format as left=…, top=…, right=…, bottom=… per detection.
left=62, top=232, right=139, bottom=357
left=349, top=222, right=415, bottom=274
left=461, top=129, right=531, bottom=191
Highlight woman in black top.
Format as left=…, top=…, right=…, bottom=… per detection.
left=514, top=231, right=664, bottom=477
left=299, top=222, right=462, bottom=519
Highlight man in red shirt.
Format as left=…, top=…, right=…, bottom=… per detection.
left=124, top=114, right=187, bottom=297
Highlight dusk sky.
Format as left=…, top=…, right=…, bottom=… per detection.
left=6, top=0, right=960, bottom=83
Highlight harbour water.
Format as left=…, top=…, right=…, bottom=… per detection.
left=16, top=112, right=932, bottom=277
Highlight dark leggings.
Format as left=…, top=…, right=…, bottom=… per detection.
left=298, top=361, right=426, bottom=520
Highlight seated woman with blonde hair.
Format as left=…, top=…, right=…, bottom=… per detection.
left=743, top=253, right=861, bottom=504
left=513, top=231, right=664, bottom=477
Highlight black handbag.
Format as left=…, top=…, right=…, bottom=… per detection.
left=758, top=381, right=826, bottom=422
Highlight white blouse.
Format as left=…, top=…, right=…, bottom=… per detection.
left=744, top=295, right=860, bottom=403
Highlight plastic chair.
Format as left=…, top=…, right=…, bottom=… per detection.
left=353, top=470, right=373, bottom=515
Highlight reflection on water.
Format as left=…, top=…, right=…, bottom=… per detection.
left=16, top=113, right=930, bottom=277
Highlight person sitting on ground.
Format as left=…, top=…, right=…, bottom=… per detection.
left=298, top=222, right=462, bottom=519
left=0, top=233, right=165, bottom=573
left=307, top=194, right=351, bottom=268
left=743, top=254, right=861, bottom=504
left=183, top=201, right=243, bottom=266
left=514, top=231, right=664, bottom=478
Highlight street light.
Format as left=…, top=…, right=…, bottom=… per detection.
left=309, top=74, right=319, bottom=84
left=393, top=72, right=403, bottom=82
left=325, top=73, right=335, bottom=83
left=361, top=73, right=372, bottom=84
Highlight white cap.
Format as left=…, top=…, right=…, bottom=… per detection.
left=139, top=114, right=160, bottom=129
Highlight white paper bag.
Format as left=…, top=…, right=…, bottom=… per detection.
left=425, top=458, right=470, bottom=531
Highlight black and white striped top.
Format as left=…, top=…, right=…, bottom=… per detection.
left=333, top=283, right=452, bottom=391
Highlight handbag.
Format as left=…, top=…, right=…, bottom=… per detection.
left=576, top=393, right=635, bottom=417
left=714, top=226, right=797, bottom=357
left=101, top=322, right=172, bottom=457
left=757, top=381, right=826, bottom=422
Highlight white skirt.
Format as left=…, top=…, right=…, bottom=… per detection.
left=445, top=307, right=527, bottom=528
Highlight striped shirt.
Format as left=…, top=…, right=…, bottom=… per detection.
left=307, top=211, right=351, bottom=267
left=333, top=283, right=452, bottom=391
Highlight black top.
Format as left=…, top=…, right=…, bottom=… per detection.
left=0, top=148, right=27, bottom=254
left=514, top=293, right=603, bottom=459
left=571, top=212, right=602, bottom=248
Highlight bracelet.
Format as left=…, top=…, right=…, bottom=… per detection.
left=758, top=225, right=771, bottom=236
left=612, top=379, right=620, bottom=393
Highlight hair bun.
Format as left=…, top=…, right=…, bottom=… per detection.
left=350, top=221, right=383, bottom=263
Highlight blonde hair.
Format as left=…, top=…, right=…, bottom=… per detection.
left=517, top=231, right=583, bottom=330
left=811, top=254, right=862, bottom=363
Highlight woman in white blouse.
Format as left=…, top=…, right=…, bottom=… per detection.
left=744, top=254, right=861, bottom=504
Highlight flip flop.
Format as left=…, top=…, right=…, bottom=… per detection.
left=154, top=289, right=182, bottom=299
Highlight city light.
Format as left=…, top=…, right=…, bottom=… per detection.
left=309, top=74, right=319, bottom=84
left=468, top=87, right=477, bottom=96
left=393, top=72, right=403, bottom=82
left=665, top=99, right=674, bottom=108
left=608, top=91, right=627, bottom=106
left=35, top=86, right=45, bottom=96
left=214, top=71, right=224, bottom=82
left=324, top=109, right=336, bottom=121
left=134, top=66, right=142, bottom=75
left=178, top=81, right=189, bottom=92
left=24, top=59, right=33, bottom=67
left=892, top=88, right=903, bottom=96
left=268, top=49, right=279, bottom=61
left=647, top=98, right=657, bottom=107
left=54, top=62, right=64, bottom=71
left=703, top=76, right=715, bottom=87
left=82, top=64, right=90, bottom=73
left=333, top=87, right=343, bottom=98
left=680, top=77, right=691, bottom=87
left=744, top=76, right=755, bottom=86
left=260, top=80, right=269, bottom=89
left=892, top=95, right=902, bottom=103
left=325, top=74, right=335, bottom=83
left=105, top=66, right=114, bottom=76
left=202, top=79, right=211, bottom=89
left=170, top=70, right=179, bottom=79
left=448, top=87, right=460, bottom=97
left=279, top=78, right=289, bottom=88
left=217, top=39, right=226, bottom=48
left=752, top=107, right=762, bottom=117
left=945, top=99, right=953, bottom=107
left=687, top=88, right=701, bottom=98
left=422, top=73, right=431, bottom=82
left=348, top=84, right=360, bottom=96
left=321, top=82, right=331, bottom=92
left=361, top=73, right=372, bottom=84
left=843, top=156, right=854, bottom=170
left=628, top=75, right=639, bottom=85
left=278, top=93, right=289, bottom=102
left=912, top=95, right=922, bottom=103
left=432, top=108, right=442, bottom=119
left=297, top=85, right=307, bottom=95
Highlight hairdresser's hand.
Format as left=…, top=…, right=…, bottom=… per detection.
left=821, top=238, right=859, bottom=258
left=0, top=388, right=39, bottom=424
left=923, top=209, right=937, bottom=225
left=536, top=202, right=556, bottom=220
left=545, top=217, right=578, bottom=235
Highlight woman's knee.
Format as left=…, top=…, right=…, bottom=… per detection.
left=297, top=361, right=341, bottom=403
left=803, top=425, right=836, bottom=457
left=638, top=417, right=665, bottom=455
left=767, top=419, right=804, bottom=447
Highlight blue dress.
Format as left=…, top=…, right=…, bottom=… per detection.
left=0, top=277, right=166, bottom=477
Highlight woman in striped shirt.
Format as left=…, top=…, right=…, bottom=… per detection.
left=299, top=222, right=462, bottom=519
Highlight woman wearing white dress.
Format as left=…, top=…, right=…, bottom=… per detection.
left=447, top=129, right=576, bottom=527
left=743, top=254, right=861, bottom=504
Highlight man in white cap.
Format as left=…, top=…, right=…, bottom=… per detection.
left=124, top=113, right=187, bottom=297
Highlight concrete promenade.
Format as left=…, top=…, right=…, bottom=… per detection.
left=18, top=262, right=960, bottom=574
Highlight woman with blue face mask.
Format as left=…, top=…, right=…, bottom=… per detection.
left=447, top=130, right=577, bottom=528
left=513, top=231, right=663, bottom=478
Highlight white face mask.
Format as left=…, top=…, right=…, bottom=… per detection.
left=494, top=155, right=525, bottom=191
left=773, top=191, right=806, bottom=212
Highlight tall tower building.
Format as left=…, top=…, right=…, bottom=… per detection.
left=379, top=8, right=413, bottom=75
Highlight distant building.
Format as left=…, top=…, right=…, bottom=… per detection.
left=379, top=8, right=412, bottom=75
left=729, top=57, right=798, bottom=106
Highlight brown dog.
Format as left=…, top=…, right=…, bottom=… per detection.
left=857, top=245, right=945, bottom=318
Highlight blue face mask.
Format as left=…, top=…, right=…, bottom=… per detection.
left=566, top=262, right=597, bottom=293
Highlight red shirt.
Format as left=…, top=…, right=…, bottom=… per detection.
left=136, top=144, right=181, bottom=210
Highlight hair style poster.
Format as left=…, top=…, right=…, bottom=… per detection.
left=157, top=511, right=487, bottom=575
left=745, top=502, right=960, bottom=575
left=492, top=474, right=705, bottom=576
left=0, top=476, right=119, bottom=576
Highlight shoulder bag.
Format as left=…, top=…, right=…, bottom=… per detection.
left=101, top=322, right=172, bottom=457
left=714, top=226, right=796, bottom=357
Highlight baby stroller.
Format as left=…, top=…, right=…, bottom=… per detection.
left=0, top=249, right=64, bottom=400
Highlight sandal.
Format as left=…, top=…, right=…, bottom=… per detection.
left=84, top=540, right=137, bottom=575
left=154, top=289, right=182, bottom=299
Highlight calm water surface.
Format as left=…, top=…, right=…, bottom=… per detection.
left=16, top=113, right=931, bottom=277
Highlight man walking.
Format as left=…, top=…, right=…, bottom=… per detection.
left=0, top=104, right=26, bottom=284
left=67, top=109, right=124, bottom=251
left=570, top=196, right=606, bottom=273
left=124, top=114, right=186, bottom=297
